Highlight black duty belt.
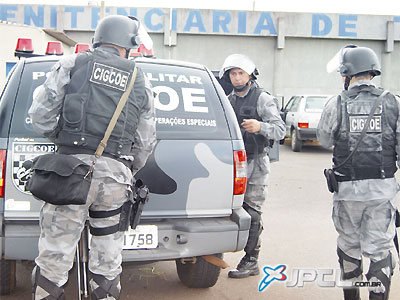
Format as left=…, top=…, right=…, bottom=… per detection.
left=57, top=145, right=133, bottom=170
left=335, top=166, right=396, bottom=182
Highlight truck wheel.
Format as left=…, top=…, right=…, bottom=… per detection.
left=176, top=254, right=222, bottom=288
left=0, top=260, right=16, bottom=295
left=291, top=129, right=302, bottom=152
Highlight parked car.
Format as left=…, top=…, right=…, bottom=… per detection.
left=0, top=43, right=253, bottom=295
left=280, top=95, right=332, bottom=152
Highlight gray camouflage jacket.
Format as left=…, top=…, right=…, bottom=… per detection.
left=29, top=52, right=156, bottom=183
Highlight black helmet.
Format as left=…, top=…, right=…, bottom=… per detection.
left=327, top=45, right=381, bottom=77
left=92, top=15, right=140, bottom=50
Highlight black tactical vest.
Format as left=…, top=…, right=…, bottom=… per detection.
left=333, top=85, right=398, bottom=181
left=55, top=47, right=146, bottom=158
left=232, top=84, right=269, bottom=158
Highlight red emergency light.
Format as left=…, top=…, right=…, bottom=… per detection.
left=15, top=38, right=34, bottom=53
left=74, top=43, right=90, bottom=53
left=129, top=44, right=154, bottom=58
left=46, top=41, right=64, bottom=55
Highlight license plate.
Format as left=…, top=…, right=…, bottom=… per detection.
left=123, top=225, right=158, bottom=250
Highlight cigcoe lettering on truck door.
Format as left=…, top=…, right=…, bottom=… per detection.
left=135, top=60, right=235, bottom=218
left=4, top=60, right=57, bottom=216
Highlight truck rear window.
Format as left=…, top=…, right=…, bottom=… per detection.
left=304, top=96, right=329, bottom=113
left=140, top=63, right=229, bottom=139
left=9, top=60, right=57, bottom=138
left=6, top=59, right=230, bottom=140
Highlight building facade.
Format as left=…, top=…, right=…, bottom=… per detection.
left=1, top=4, right=399, bottom=103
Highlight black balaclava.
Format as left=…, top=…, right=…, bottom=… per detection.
left=232, top=77, right=255, bottom=93
left=233, top=81, right=251, bottom=92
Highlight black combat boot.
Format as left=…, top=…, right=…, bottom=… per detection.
left=32, top=266, right=65, bottom=300
left=228, top=255, right=260, bottom=279
left=343, top=288, right=360, bottom=300
left=369, top=291, right=385, bottom=300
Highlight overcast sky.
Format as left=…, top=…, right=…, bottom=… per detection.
left=0, top=0, right=399, bottom=16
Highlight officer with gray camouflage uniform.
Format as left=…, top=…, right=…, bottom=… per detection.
left=28, top=15, right=156, bottom=300
left=317, top=45, right=399, bottom=300
left=219, top=54, right=285, bottom=279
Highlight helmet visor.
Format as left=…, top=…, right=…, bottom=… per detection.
left=326, top=45, right=357, bottom=73
left=138, top=24, right=153, bottom=50
left=326, top=50, right=342, bottom=73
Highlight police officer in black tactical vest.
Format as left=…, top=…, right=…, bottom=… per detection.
left=219, top=54, right=285, bottom=279
left=318, top=45, right=400, bottom=300
left=29, top=15, right=156, bottom=300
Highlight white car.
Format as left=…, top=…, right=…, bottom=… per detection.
left=280, top=95, right=332, bottom=152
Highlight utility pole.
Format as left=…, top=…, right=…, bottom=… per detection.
left=100, top=1, right=105, bottom=20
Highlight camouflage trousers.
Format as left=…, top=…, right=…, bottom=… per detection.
left=34, top=176, right=129, bottom=298
left=332, top=199, right=397, bottom=293
left=244, top=182, right=268, bottom=213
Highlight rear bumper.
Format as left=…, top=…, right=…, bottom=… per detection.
left=123, top=208, right=250, bottom=261
left=298, top=128, right=317, bottom=141
left=1, top=208, right=250, bottom=261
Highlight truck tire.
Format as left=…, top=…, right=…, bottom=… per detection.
left=0, top=259, right=16, bottom=295
left=176, top=254, right=222, bottom=288
left=291, top=129, right=302, bottom=152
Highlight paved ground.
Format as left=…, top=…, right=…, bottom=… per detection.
left=4, top=142, right=400, bottom=299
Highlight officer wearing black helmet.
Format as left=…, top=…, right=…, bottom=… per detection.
left=219, top=54, right=285, bottom=279
left=29, top=15, right=156, bottom=299
left=317, top=45, right=399, bottom=300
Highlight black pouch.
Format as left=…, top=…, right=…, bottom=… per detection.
left=25, top=153, right=92, bottom=205
left=395, top=210, right=400, bottom=228
left=323, top=168, right=338, bottom=193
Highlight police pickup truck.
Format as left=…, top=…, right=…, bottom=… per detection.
left=0, top=46, right=252, bottom=295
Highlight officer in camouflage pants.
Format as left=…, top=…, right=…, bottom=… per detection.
left=318, top=45, right=399, bottom=300
left=33, top=159, right=133, bottom=299
left=29, top=15, right=156, bottom=300
left=219, top=54, right=285, bottom=279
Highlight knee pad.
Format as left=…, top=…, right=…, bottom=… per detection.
left=244, top=204, right=261, bottom=223
left=366, top=254, right=394, bottom=300
left=89, top=272, right=121, bottom=300
left=244, top=204, right=263, bottom=256
left=32, top=266, right=65, bottom=300
left=337, top=247, right=363, bottom=280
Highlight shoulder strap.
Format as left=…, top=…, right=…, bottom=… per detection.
left=94, top=67, right=138, bottom=158
left=253, top=87, right=270, bottom=99
left=333, top=95, right=342, bottom=140
left=334, top=90, right=389, bottom=171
